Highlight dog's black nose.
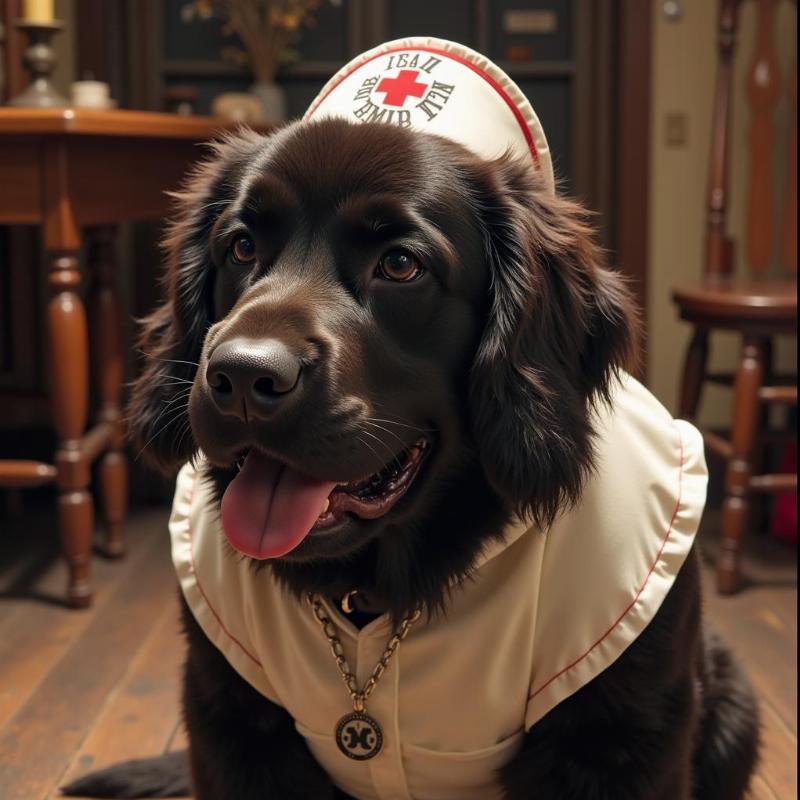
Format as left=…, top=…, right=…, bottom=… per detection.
left=206, top=338, right=302, bottom=419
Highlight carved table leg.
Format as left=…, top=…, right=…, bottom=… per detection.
left=48, top=251, right=94, bottom=608
left=88, top=226, right=128, bottom=557
left=678, top=328, right=709, bottom=420
left=718, top=335, right=766, bottom=594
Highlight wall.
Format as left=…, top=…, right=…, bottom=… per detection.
left=17, top=0, right=798, bottom=431
left=52, top=0, right=75, bottom=95
left=647, top=0, right=796, bottom=426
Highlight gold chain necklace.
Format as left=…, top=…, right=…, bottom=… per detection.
left=308, top=593, right=421, bottom=761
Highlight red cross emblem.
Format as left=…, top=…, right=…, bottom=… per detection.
left=375, top=70, right=429, bottom=107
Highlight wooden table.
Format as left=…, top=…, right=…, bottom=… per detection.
left=0, top=108, right=259, bottom=607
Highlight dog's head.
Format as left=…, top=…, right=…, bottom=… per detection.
left=129, top=119, right=637, bottom=613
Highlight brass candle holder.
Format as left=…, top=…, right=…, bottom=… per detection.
left=8, top=19, right=67, bottom=107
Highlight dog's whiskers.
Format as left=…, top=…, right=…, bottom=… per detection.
left=173, top=417, right=194, bottom=457
left=149, top=390, right=191, bottom=428
left=365, top=416, right=435, bottom=434
left=152, top=357, right=200, bottom=369
left=358, top=427, right=404, bottom=473
left=157, top=379, right=194, bottom=389
left=368, top=402, right=436, bottom=433
left=135, top=404, right=190, bottom=461
left=362, top=420, right=409, bottom=452
left=356, top=435, right=386, bottom=473
left=160, top=390, right=192, bottom=410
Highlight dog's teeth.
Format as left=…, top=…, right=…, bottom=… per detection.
left=320, top=497, right=330, bottom=515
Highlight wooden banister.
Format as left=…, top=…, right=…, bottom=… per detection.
left=781, top=65, right=797, bottom=274
left=758, top=384, right=798, bottom=404
left=749, top=473, right=798, bottom=492
left=745, top=0, right=780, bottom=272
left=706, top=0, right=741, bottom=277
left=0, top=461, right=57, bottom=488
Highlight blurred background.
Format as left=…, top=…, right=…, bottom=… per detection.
left=0, top=2, right=796, bottom=799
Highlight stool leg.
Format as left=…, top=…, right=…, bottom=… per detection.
left=679, top=329, right=709, bottom=420
left=752, top=337, right=774, bottom=533
left=88, top=226, right=128, bottom=558
left=718, top=335, right=766, bottom=594
left=48, top=251, right=94, bottom=607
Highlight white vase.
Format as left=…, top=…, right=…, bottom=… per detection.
left=250, top=81, right=288, bottom=125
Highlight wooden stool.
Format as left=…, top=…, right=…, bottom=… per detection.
left=672, top=0, right=797, bottom=594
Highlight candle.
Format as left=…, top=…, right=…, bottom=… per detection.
left=22, top=0, right=54, bottom=22
left=71, top=80, right=111, bottom=109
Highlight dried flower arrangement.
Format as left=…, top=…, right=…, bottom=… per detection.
left=181, top=0, right=339, bottom=83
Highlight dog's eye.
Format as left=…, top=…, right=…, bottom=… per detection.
left=376, top=250, right=423, bottom=282
left=230, top=234, right=256, bottom=265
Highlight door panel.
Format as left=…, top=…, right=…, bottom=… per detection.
left=130, top=0, right=619, bottom=251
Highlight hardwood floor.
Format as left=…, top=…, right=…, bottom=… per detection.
left=697, top=512, right=797, bottom=800
left=0, top=501, right=795, bottom=799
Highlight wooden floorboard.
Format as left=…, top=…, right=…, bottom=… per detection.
left=0, top=501, right=795, bottom=799
left=755, top=701, right=798, bottom=800
left=0, top=513, right=175, bottom=800
left=56, top=600, right=185, bottom=791
left=0, top=512, right=163, bottom=731
left=748, top=774, right=780, bottom=800
left=700, top=570, right=797, bottom=736
left=698, top=532, right=797, bottom=739
left=167, top=721, right=189, bottom=754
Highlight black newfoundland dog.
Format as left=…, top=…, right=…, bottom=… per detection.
left=65, top=119, right=758, bottom=800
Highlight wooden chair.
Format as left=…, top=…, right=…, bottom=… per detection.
left=672, top=0, right=797, bottom=593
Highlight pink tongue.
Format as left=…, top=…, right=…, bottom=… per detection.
left=221, top=450, right=336, bottom=559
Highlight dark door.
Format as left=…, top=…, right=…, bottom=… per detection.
left=128, top=0, right=617, bottom=243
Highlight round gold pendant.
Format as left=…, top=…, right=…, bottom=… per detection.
left=335, top=711, right=383, bottom=760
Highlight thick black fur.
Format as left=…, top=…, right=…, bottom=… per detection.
left=64, top=119, right=758, bottom=799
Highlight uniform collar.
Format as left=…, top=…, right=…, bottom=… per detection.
left=473, top=515, right=537, bottom=571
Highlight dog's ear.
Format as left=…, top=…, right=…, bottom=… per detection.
left=469, top=156, right=640, bottom=525
left=127, top=131, right=267, bottom=473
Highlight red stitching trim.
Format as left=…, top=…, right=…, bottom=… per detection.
left=529, top=424, right=687, bottom=700
left=305, top=43, right=542, bottom=168
left=183, top=424, right=687, bottom=698
left=186, top=471, right=264, bottom=668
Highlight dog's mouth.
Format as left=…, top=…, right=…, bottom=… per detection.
left=220, top=439, right=431, bottom=560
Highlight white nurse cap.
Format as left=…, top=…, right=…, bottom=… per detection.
left=304, top=36, right=555, bottom=193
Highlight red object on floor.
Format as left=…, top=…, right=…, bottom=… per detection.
left=771, top=442, right=797, bottom=545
